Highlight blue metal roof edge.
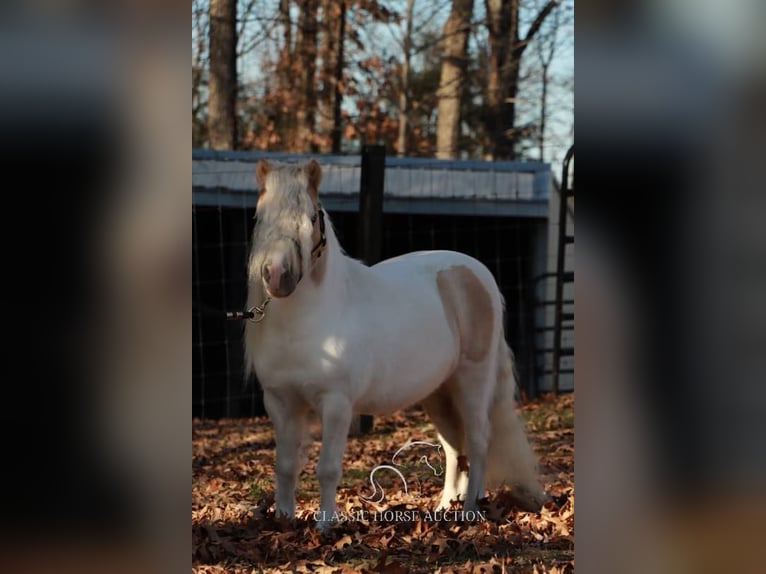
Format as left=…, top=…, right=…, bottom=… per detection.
left=192, top=149, right=551, bottom=174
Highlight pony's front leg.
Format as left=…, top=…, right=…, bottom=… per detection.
left=263, top=389, right=308, bottom=519
left=315, top=392, right=353, bottom=530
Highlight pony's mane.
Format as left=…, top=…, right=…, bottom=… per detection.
left=261, top=162, right=309, bottom=191
left=257, top=163, right=311, bottom=211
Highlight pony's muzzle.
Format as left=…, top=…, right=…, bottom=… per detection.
left=262, top=260, right=297, bottom=298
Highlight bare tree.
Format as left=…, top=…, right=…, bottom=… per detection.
left=484, top=0, right=559, bottom=159
left=193, top=0, right=572, bottom=157
left=319, top=0, right=347, bottom=154
left=279, top=0, right=292, bottom=53
left=208, top=0, right=237, bottom=149
left=435, top=0, right=474, bottom=159
left=396, top=0, right=417, bottom=157
left=330, top=2, right=347, bottom=153
left=193, top=0, right=209, bottom=148
left=296, top=0, right=320, bottom=152
left=237, top=0, right=280, bottom=59
left=533, top=0, right=567, bottom=161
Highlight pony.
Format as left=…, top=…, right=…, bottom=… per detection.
left=245, top=159, right=544, bottom=529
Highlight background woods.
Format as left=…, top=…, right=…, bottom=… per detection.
left=193, top=0, right=572, bottom=162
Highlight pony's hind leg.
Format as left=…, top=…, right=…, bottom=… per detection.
left=422, top=386, right=468, bottom=510
left=451, top=361, right=495, bottom=513
left=263, top=389, right=310, bottom=519
left=434, top=435, right=466, bottom=510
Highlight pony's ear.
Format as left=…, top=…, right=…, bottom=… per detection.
left=305, top=159, right=322, bottom=199
left=256, top=159, right=270, bottom=196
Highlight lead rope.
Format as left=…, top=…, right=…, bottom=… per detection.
left=225, top=296, right=271, bottom=323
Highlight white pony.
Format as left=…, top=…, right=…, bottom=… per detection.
left=245, top=160, right=544, bottom=529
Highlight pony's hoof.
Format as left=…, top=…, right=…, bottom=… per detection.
left=462, top=501, right=479, bottom=513
left=513, top=488, right=547, bottom=512
left=315, top=519, right=336, bottom=533
left=314, top=509, right=339, bottom=533
left=274, top=509, right=296, bottom=521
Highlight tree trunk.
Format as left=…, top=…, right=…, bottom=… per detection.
left=484, top=0, right=558, bottom=159
left=296, top=0, right=320, bottom=152
left=319, top=1, right=337, bottom=153
left=192, top=1, right=207, bottom=147
left=320, top=0, right=347, bottom=154
left=435, top=0, right=474, bottom=159
left=538, top=62, right=548, bottom=161
left=280, top=0, right=292, bottom=54
left=208, top=0, right=237, bottom=149
left=535, top=2, right=563, bottom=162
left=331, top=3, right=346, bottom=153
left=276, top=0, right=296, bottom=146
left=396, top=0, right=416, bottom=157
left=484, top=0, right=516, bottom=160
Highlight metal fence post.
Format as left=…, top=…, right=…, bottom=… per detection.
left=351, top=144, right=385, bottom=434
left=552, top=145, right=574, bottom=394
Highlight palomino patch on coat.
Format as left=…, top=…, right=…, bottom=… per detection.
left=436, top=265, right=494, bottom=361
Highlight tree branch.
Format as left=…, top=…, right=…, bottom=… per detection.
left=519, top=0, right=559, bottom=52
left=237, top=0, right=257, bottom=44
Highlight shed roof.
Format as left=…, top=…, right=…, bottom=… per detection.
left=192, top=150, right=551, bottom=217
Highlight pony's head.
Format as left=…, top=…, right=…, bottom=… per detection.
left=249, top=159, right=327, bottom=298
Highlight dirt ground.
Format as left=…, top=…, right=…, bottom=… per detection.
left=193, top=393, right=574, bottom=573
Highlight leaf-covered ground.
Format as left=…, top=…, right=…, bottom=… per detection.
left=193, top=393, right=574, bottom=573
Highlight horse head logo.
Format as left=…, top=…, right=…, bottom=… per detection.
left=360, top=440, right=445, bottom=504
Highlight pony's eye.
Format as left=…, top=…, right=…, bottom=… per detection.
left=311, top=213, right=318, bottom=224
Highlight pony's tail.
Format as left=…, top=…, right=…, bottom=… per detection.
left=485, top=339, right=547, bottom=511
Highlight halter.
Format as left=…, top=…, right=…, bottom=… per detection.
left=309, top=204, right=327, bottom=261
left=243, top=203, right=327, bottom=323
